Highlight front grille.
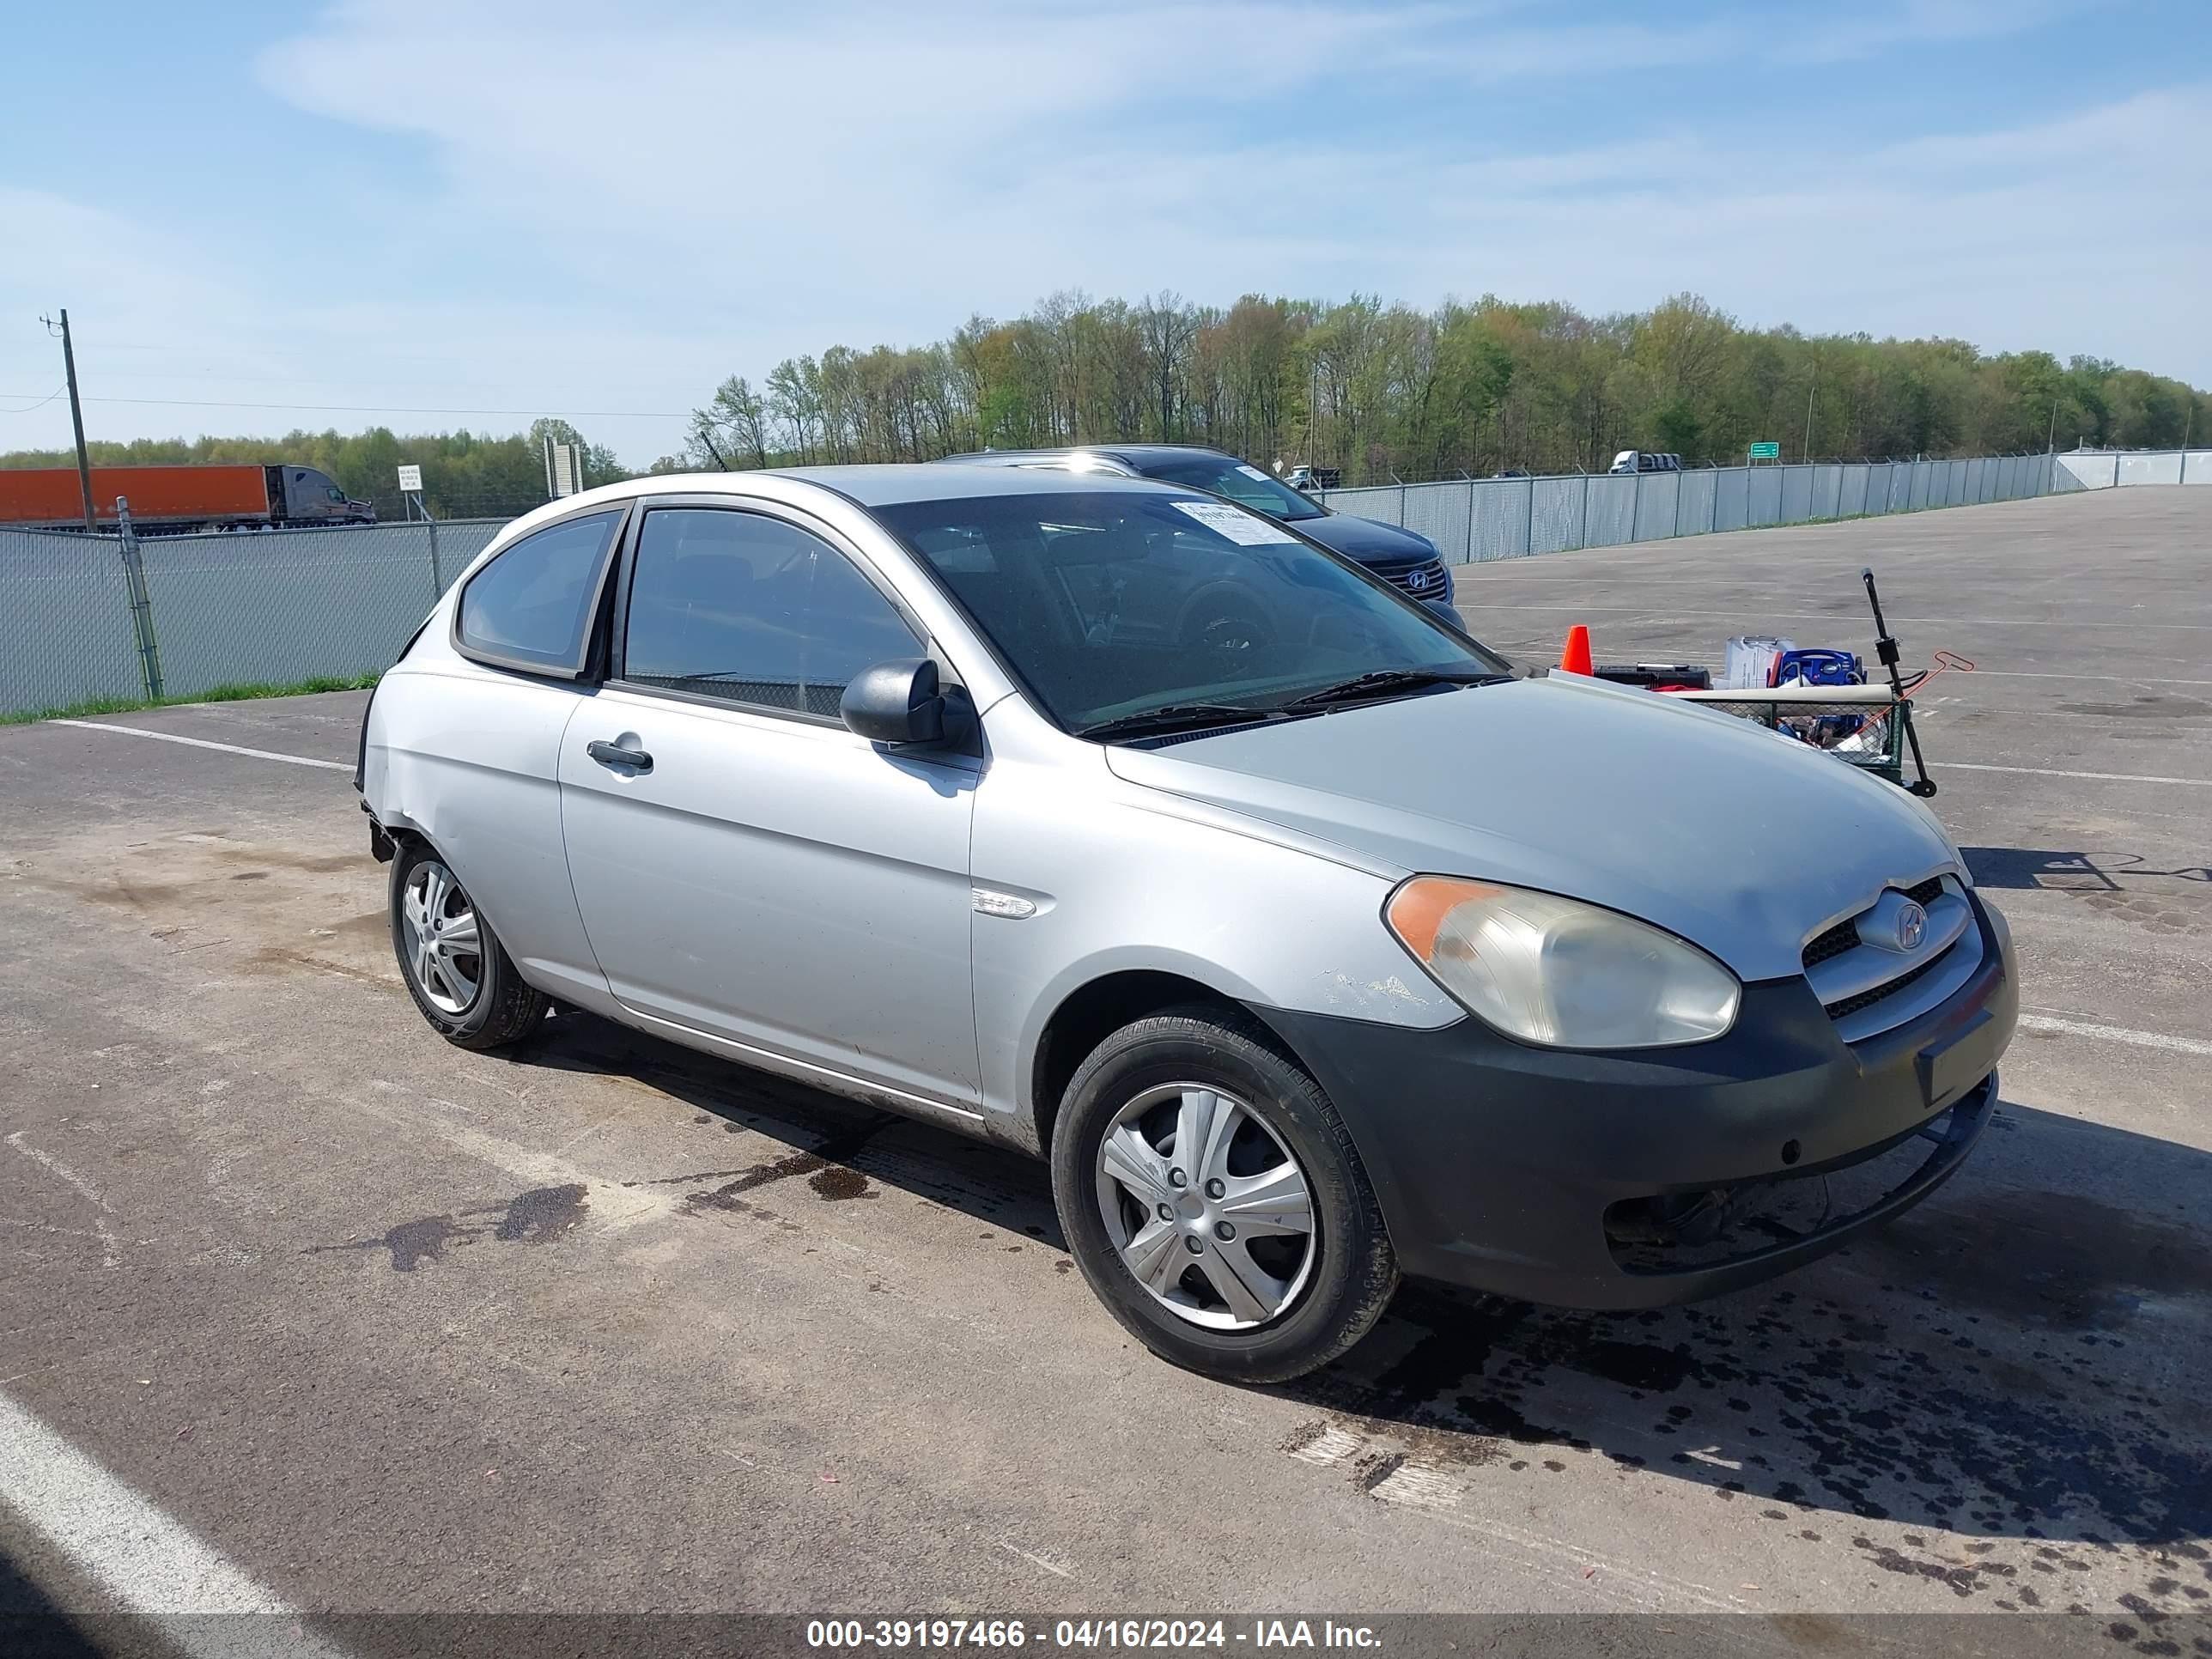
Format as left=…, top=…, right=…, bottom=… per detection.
left=1378, top=558, right=1446, bottom=599
left=1802, top=921, right=1857, bottom=968
left=1823, top=940, right=1954, bottom=1020
left=1802, top=876, right=1950, bottom=973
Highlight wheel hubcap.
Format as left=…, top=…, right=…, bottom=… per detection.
left=1094, top=1083, right=1316, bottom=1331
left=400, top=860, right=483, bottom=1017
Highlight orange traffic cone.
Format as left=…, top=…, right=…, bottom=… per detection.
left=1559, top=623, right=1594, bottom=676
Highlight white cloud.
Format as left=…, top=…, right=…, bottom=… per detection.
left=4, top=2, right=2203, bottom=465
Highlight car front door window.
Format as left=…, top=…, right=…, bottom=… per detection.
left=622, top=507, right=920, bottom=717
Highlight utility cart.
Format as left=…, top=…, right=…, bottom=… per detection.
left=1668, top=682, right=1929, bottom=793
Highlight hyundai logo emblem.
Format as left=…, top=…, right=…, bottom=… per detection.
left=1408, top=568, right=1433, bottom=592
left=1896, top=901, right=1927, bottom=951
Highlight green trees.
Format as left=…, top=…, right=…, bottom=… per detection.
left=687, top=291, right=2208, bottom=484
left=8, top=292, right=2202, bottom=497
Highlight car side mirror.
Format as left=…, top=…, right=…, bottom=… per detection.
left=842, top=658, right=946, bottom=745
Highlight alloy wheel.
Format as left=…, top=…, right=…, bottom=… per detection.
left=400, top=859, right=483, bottom=1017
left=1093, top=1082, right=1317, bottom=1330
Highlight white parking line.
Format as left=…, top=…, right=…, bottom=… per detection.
left=50, top=720, right=352, bottom=772
left=1951, top=670, right=2212, bottom=687
left=2019, top=1014, right=2212, bottom=1059
left=1938, top=761, right=2212, bottom=787
left=1452, top=603, right=2212, bottom=629
left=0, top=1390, right=355, bottom=1655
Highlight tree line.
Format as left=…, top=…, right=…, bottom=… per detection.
left=673, top=291, right=2207, bottom=485
left=7, top=293, right=2203, bottom=507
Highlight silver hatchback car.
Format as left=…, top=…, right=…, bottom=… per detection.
left=359, top=465, right=2016, bottom=1382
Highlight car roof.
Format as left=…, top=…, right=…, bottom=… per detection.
left=601, top=464, right=1185, bottom=508
left=937, top=444, right=1237, bottom=469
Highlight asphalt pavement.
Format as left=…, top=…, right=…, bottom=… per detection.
left=2, top=487, right=2207, bottom=1655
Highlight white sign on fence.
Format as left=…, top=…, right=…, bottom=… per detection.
left=550, top=443, right=582, bottom=498
left=396, top=464, right=423, bottom=494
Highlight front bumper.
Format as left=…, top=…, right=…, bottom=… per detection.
left=1263, top=892, right=2016, bottom=1309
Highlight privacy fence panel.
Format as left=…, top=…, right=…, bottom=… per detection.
left=1470, top=478, right=1533, bottom=562
left=1325, top=485, right=1403, bottom=526
left=1675, top=470, right=1718, bottom=536
left=1528, top=477, right=1585, bottom=554
left=1632, top=471, right=1680, bottom=542
left=1583, top=475, right=1638, bottom=547
left=0, top=528, right=149, bottom=714
left=1813, top=465, right=1844, bottom=520
left=1402, top=483, right=1474, bottom=563
left=2185, top=453, right=2212, bottom=484
left=1713, top=467, right=1751, bottom=532
left=1, top=519, right=509, bottom=717
left=1839, top=465, right=1870, bottom=518
left=1748, top=467, right=1784, bottom=527
left=141, top=526, right=441, bottom=697
left=2118, top=453, right=2185, bottom=487
left=1783, top=466, right=1814, bottom=522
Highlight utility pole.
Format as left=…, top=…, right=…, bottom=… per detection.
left=40, top=309, right=97, bottom=532
left=1802, top=356, right=1818, bottom=464
left=2048, top=401, right=2057, bottom=454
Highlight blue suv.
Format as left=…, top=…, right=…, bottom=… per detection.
left=938, top=445, right=1458, bottom=626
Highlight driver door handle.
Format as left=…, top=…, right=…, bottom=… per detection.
left=586, top=739, right=653, bottom=773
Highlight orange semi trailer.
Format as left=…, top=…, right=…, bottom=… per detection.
left=0, top=464, right=374, bottom=532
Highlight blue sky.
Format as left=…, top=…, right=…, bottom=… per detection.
left=4, top=0, right=2208, bottom=466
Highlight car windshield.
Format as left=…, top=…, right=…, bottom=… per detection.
left=1133, top=456, right=1328, bottom=521
left=875, top=489, right=1510, bottom=736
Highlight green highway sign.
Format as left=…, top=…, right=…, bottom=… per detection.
left=1748, top=441, right=1781, bottom=459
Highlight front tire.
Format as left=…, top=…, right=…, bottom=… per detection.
left=1050, top=1006, right=1397, bottom=1383
left=389, top=842, right=547, bottom=1050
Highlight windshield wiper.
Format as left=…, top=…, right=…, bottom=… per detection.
left=1277, top=667, right=1510, bottom=711
left=1076, top=702, right=1292, bottom=742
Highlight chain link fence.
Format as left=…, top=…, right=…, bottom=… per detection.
left=3, top=449, right=2204, bottom=719
left=1314, top=451, right=2130, bottom=563
left=2, top=520, right=501, bottom=717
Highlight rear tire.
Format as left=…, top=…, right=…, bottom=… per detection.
left=389, top=842, right=547, bottom=1051
left=1049, top=1006, right=1397, bottom=1383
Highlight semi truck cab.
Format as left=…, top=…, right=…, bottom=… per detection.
left=275, top=465, right=375, bottom=525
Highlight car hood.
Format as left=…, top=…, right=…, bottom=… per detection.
left=1103, top=674, right=1961, bottom=983
left=1295, top=512, right=1436, bottom=566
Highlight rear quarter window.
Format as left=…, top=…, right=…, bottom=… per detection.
left=456, top=508, right=624, bottom=675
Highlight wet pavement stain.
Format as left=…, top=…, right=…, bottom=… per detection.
left=492, top=1183, right=587, bottom=1243
left=807, top=1165, right=872, bottom=1201
left=1277, top=1178, right=2212, bottom=1620
left=681, top=1115, right=894, bottom=1215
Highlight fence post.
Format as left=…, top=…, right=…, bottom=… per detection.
left=1523, top=478, right=1534, bottom=558
left=426, top=517, right=443, bottom=596
left=114, top=498, right=164, bottom=702
left=1579, top=473, right=1590, bottom=551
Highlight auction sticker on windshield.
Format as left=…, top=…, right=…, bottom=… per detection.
left=1236, top=464, right=1272, bottom=481
left=1173, top=500, right=1298, bottom=544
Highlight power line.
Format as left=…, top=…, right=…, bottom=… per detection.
left=0, top=391, right=690, bottom=420
left=0, top=386, right=66, bottom=414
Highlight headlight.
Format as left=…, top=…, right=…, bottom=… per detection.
left=1385, top=877, right=1739, bottom=1048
